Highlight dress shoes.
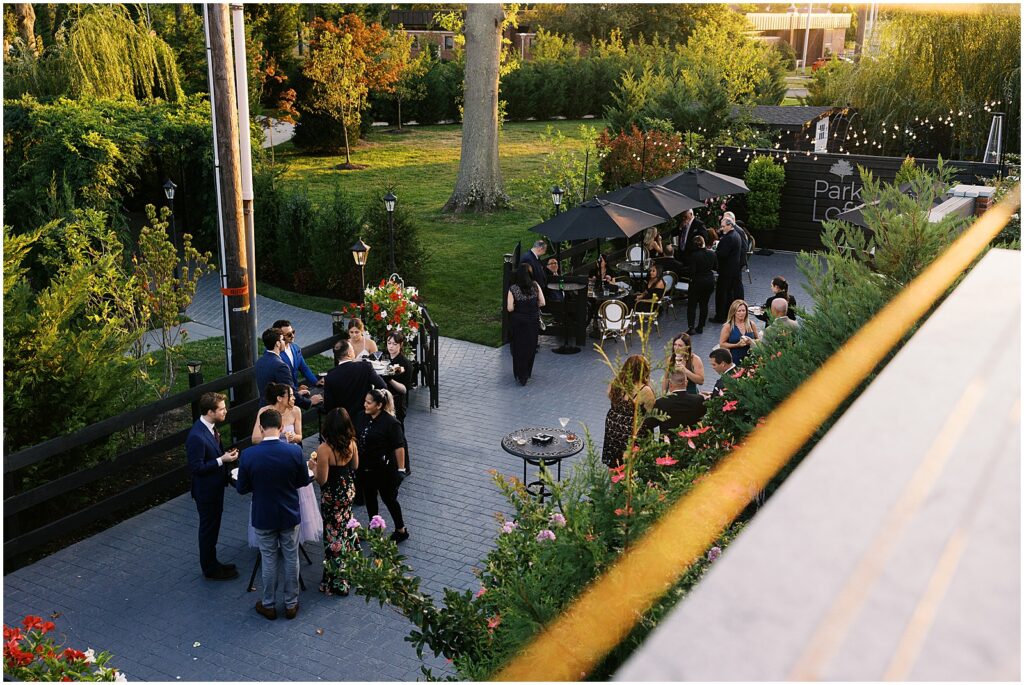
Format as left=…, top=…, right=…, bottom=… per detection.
left=255, top=601, right=277, bottom=621
left=389, top=529, right=410, bottom=543
left=205, top=565, right=239, bottom=581
left=285, top=603, right=300, bottom=620
left=686, top=328, right=695, bottom=336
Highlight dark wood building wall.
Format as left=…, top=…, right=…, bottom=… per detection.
left=715, top=147, right=1000, bottom=252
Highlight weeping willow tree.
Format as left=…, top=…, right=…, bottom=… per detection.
left=808, top=6, right=1020, bottom=160
left=4, top=4, right=184, bottom=101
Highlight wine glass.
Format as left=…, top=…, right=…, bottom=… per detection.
left=558, top=417, right=570, bottom=430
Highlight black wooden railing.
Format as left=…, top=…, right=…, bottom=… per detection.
left=4, top=300, right=442, bottom=565
left=2, top=330, right=346, bottom=564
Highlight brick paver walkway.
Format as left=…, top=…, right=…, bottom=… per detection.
left=4, top=252, right=809, bottom=681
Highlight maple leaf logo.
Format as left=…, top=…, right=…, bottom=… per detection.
left=830, top=159, right=854, bottom=179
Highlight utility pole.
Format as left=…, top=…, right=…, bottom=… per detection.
left=204, top=3, right=256, bottom=412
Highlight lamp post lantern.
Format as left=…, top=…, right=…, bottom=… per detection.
left=163, top=179, right=180, bottom=279
left=383, top=191, right=397, bottom=276
left=351, top=239, right=370, bottom=304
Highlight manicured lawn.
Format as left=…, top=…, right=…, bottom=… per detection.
left=272, top=119, right=605, bottom=346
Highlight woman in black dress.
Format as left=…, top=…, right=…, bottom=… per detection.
left=634, top=263, right=666, bottom=314
left=311, top=408, right=359, bottom=595
left=383, top=330, right=414, bottom=473
left=685, top=235, right=717, bottom=335
left=755, top=275, right=798, bottom=323
left=506, top=263, right=545, bottom=386
left=355, top=388, right=409, bottom=542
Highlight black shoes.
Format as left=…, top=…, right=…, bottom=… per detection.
left=389, top=529, right=410, bottom=543
left=695, top=326, right=704, bottom=334
left=285, top=603, right=300, bottom=620
left=205, top=565, right=239, bottom=581
left=686, top=328, right=695, bottom=336
left=255, top=601, right=277, bottom=620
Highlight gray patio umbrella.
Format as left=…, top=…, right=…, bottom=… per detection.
left=651, top=168, right=749, bottom=201
left=598, top=180, right=703, bottom=220
left=528, top=197, right=665, bottom=242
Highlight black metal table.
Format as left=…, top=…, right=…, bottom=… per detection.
left=547, top=281, right=587, bottom=354
left=501, top=427, right=584, bottom=502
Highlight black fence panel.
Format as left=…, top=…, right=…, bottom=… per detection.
left=714, top=147, right=1001, bottom=252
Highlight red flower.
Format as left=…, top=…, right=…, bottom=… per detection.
left=614, top=506, right=634, bottom=517
left=677, top=426, right=710, bottom=438
left=722, top=400, right=738, bottom=412
left=389, top=291, right=400, bottom=301
left=21, top=616, right=43, bottom=631
left=62, top=648, right=86, bottom=662
left=655, top=455, right=678, bottom=466
left=372, top=303, right=380, bottom=313
left=375, top=313, right=383, bottom=321
left=3, top=626, right=21, bottom=642
left=379, top=279, right=387, bottom=287
left=487, top=615, right=502, bottom=630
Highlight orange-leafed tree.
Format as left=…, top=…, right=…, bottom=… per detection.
left=295, top=15, right=410, bottom=163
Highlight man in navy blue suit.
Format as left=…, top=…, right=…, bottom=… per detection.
left=273, top=319, right=323, bottom=392
left=236, top=409, right=309, bottom=620
left=255, top=327, right=322, bottom=410
left=185, top=392, right=240, bottom=580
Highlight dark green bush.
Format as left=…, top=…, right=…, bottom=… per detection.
left=359, top=187, right=429, bottom=288
left=743, top=154, right=787, bottom=231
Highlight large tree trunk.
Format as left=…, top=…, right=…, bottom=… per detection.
left=14, top=4, right=39, bottom=56
left=443, top=4, right=508, bottom=213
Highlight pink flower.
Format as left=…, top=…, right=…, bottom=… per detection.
left=655, top=455, right=678, bottom=466
left=549, top=512, right=566, bottom=528
left=475, top=587, right=487, bottom=598
left=731, top=368, right=745, bottom=379
left=614, top=506, right=633, bottom=517
left=345, top=517, right=361, bottom=530
left=611, top=472, right=626, bottom=483
left=487, top=615, right=501, bottom=630
left=369, top=515, right=387, bottom=530
left=330, top=541, right=342, bottom=553
left=722, top=400, right=738, bottom=412
left=536, top=529, right=556, bottom=542
left=707, top=546, right=722, bottom=562
left=500, top=520, right=518, bottom=534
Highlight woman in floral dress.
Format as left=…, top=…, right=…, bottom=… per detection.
left=310, top=408, right=359, bottom=595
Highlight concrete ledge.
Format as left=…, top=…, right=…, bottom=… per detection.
left=617, top=249, right=1021, bottom=681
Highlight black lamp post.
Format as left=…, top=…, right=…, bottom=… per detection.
left=163, top=179, right=180, bottom=279
left=550, top=185, right=564, bottom=276
left=350, top=239, right=370, bottom=304
left=186, top=359, right=203, bottom=421
left=383, top=191, right=397, bottom=275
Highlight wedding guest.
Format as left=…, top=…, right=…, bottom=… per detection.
left=643, top=227, right=666, bottom=257
left=348, top=318, right=379, bottom=360
left=634, top=263, right=666, bottom=314
left=763, top=298, right=801, bottom=341
left=755, top=276, right=798, bottom=323
left=602, top=355, right=655, bottom=467
left=310, top=408, right=359, bottom=596
left=383, top=331, right=414, bottom=473
left=719, top=299, right=761, bottom=366
left=711, top=215, right=744, bottom=323
left=256, top=327, right=321, bottom=410
left=185, top=392, right=239, bottom=580
left=236, top=409, right=310, bottom=620
left=250, top=383, right=322, bottom=547
left=675, top=208, right=708, bottom=260
left=662, top=332, right=704, bottom=394
left=355, top=388, right=409, bottom=543
left=706, top=348, right=737, bottom=397
left=506, top=263, right=545, bottom=386
left=684, top=235, right=717, bottom=335
left=274, top=319, right=323, bottom=390
left=323, top=339, right=386, bottom=424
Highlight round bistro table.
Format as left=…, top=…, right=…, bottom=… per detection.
left=501, top=427, right=584, bottom=502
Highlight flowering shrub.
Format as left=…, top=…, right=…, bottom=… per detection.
left=3, top=616, right=124, bottom=681
left=340, top=278, right=420, bottom=344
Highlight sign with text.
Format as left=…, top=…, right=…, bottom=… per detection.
left=715, top=148, right=998, bottom=251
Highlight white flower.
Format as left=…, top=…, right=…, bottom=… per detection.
left=115, top=671, right=129, bottom=682
left=380, top=310, right=387, bottom=317
left=192, top=641, right=201, bottom=648
left=83, top=648, right=96, bottom=664
left=386, top=324, right=392, bottom=330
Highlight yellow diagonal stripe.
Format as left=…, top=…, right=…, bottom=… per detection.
left=496, top=185, right=1020, bottom=681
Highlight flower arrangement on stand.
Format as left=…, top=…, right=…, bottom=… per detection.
left=3, top=616, right=124, bottom=681
left=340, top=278, right=420, bottom=345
